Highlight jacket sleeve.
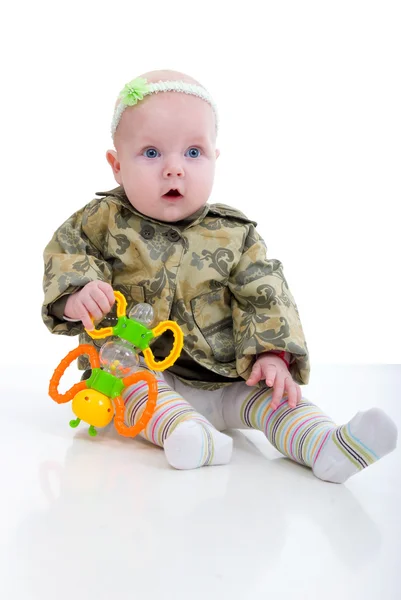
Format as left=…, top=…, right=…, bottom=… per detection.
left=42, top=199, right=113, bottom=335
left=227, top=224, right=310, bottom=385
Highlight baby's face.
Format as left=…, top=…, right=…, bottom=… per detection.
left=107, top=92, right=219, bottom=222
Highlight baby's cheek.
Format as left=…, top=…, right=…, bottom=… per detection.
left=192, top=166, right=215, bottom=196
left=125, top=168, right=156, bottom=197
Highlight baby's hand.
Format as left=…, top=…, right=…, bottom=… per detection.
left=246, top=353, right=302, bottom=410
left=64, top=281, right=115, bottom=330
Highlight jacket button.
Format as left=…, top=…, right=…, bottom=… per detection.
left=141, top=224, right=155, bottom=240
left=166, top=229, right=181, bottom=242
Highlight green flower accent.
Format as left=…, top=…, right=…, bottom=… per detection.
left=119, top=77, right=150, bottom=106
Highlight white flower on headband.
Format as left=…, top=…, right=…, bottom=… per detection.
left=119, top=77, right=150, bottom=106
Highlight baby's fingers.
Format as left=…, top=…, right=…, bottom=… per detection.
left=76, top=303, right=95, bottom=331
left=270, top=376, right=285, bottom=411
left=264, top=365, right=277, bottom=388
left=91, top=288, right=114, bottom=315
left=82, top=297, right=104, bottom=323
left=97, top=281, right=116, bottom=307
left=286, top=379, right=298, bottom=408
left=246, top=361, right=263, bottom=386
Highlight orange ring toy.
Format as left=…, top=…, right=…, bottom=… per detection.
left=49, top=344, right=158, bottom=438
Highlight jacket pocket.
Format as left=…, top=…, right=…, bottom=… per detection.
left=191, top=288, right=236, bottom=363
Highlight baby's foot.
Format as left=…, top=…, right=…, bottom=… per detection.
left=164, top=420, right=233, bottom=470
left=313, top=408, right=398, bottom=483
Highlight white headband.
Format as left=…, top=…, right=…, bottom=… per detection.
left=111, top=77, right=218, bottom=139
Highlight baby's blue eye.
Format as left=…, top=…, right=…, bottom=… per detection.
left=185, top=147, right=201, bottom=158
left=144, top=148, right=160, bottom=158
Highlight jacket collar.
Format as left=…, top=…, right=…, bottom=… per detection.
left=95, top=185, right=256, bottom=227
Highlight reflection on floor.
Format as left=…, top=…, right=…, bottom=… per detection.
left=1, top=364, right=400, bottom=600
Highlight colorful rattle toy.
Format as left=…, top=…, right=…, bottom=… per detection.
left=86, top=291, right=183, bottom=371
left=49, top=341, right=158, bottom=438
left=49, top=292, right=184, bottom=438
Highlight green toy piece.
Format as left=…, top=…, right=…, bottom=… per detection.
left=113, top=316, right=155, bottom=350
left=86, top=368, right=125, bottom=398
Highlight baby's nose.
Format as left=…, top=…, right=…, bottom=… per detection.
left=163, top=164, right=184, bottom=178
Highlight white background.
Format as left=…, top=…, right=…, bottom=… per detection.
left=1, top=0, right=400, bottom=368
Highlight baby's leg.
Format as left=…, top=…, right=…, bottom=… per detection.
left=123, top=368, right=232, bottom=470
left=222, top=382, right=397, bottom=483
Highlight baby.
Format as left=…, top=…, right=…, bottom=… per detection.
left=42, top=69, right=397, bottom=479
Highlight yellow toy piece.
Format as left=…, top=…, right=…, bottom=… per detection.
left=71, top=389, right=114, bottom=428
left=143, top=321, right=184, bottom=370
left=86, top=290, right=184, bottom=372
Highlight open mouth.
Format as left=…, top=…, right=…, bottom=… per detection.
left=163, top=189, right=183, bottom=199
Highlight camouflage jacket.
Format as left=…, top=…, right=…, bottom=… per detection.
left=42, top=186, right=310, bottom=390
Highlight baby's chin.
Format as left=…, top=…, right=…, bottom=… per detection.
left=132, top=199, right=207, bottom=223
left=152, top=206, right=201, bottom=223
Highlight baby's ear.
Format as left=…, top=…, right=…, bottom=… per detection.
left=215, top=149, right=220, bottom=159
left=106, top=150, right=122, bottom=184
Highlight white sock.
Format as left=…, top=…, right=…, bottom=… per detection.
left=313, top=408, right=398, bottom=484
left=163, top=420, right=233, bottom=470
